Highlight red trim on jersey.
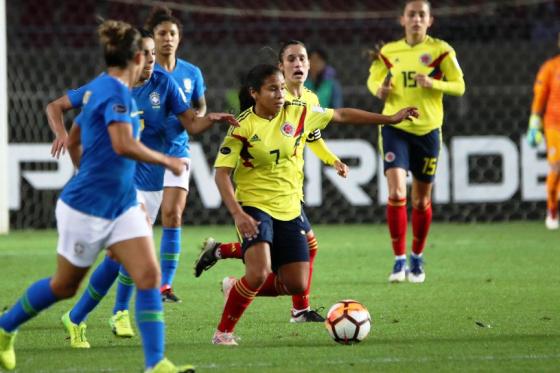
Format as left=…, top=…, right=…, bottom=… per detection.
left=379, top=53, right=394, bottom=69
left=428, top=51, right=449, bottom=80
left=232, top=134, right=254, bottom=168
left=292, top=106, right=307, bottom=156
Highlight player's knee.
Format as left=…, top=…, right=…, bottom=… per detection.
left=133, top=266, right=161, bottom=289
left=285, top=280, right=307, bottom=295
left=246, top=268, right=271, bottom=288
left=50, top=280, right=80, bottom=299
left=161, top=209, right=182, bottom=227
left=412, top=197, right=431, bottom=210
left=388, top=189, right=406, bottom=201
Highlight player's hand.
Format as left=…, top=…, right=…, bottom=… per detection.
left=415, top=74, right=433, bottom=88
left=233, top=211, right=260, bottom=240
left=333, top=160, right=349, bottom=178
left=527, top=114, right=543, bottom=147
left=207, top=112, right=239, bottom=127
left=51, top=133, right=68, bottom=159
left=389, top=107, right=419, bottom=124
left=164, top=156, right=187, bottom=176
left=376, top=72, right=392, bottom=101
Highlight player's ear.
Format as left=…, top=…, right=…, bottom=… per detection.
left=133, top=50, right=143, bottom=66
left=249, top=87, right=258, bottom=100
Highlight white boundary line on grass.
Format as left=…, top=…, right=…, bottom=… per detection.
left=30, top=353, right=560, bottom=372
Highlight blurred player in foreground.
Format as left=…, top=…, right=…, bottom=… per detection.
left=0, top=20, right=194, bottom=373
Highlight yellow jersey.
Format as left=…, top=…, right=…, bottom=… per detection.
left=367, top=35, right=465, bottom=135
left=285, top=88, right=335, bottom=201
left=215, top=102, right=334, bottom=220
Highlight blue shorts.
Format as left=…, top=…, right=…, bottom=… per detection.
left=240, top=206, right=309, bottom=273
left=380, top=126, right=441, bottom=183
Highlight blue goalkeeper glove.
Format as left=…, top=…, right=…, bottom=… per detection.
left=527, top=114, right=543, bottom=147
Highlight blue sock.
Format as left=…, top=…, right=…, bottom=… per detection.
left=69, top=256, right=119, bottom=324
left=160, top=227, right=181, bottom=288
left=113, top=265, right=135, bottom=313
left=0, top=278, right=58, bottom=332
left=136, top=288, right=165, bottom=369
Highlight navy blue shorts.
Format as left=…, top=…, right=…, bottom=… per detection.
left=380, top=126, right=441, bottom=183
left=300, top=206, right=311, bottom=233
left=240, top=206, right=309, bottom=273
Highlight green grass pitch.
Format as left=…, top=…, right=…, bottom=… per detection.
left=0, top=223, right=559, bottom=372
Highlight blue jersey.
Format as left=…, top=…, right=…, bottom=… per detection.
left=67, top=71, right=189, bottom=192
left=132, top=70, right=189, bottom=191
left=60, top=74, right=140, bottom=219
left=155, top=59, right=206, bottom=158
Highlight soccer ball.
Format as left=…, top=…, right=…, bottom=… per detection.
left=325, top=299, right=371, bottom=344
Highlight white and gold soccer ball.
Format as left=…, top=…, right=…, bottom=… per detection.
left=325, top=299, right=371, bottom=344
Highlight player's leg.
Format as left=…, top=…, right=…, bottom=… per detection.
left=1, top=200, right=99, bottom=369
left=111, top=191, right=162, bottom=338
left=0, top=255, right=90, bottom=370
left=381, top=126, right=410, bottom=283
left=107, top=204, right=191, bottom=371
left=545, top=128, right=560, bottom=229
left=160, top=161, right=190, bottom=302
left=63, top=255, right=120, bottom=347
left=407, top=129, right=441, bottom=283
left=256, top=214, right=310, bottom=295
left=213, top=207, right=273, bottom=346
left=290, top=209, right=324, bottom=322
left=194, top=238, right=242, bottom=278
left=409, top=179, right=433, bottom=283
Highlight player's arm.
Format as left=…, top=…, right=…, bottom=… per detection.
left=108, top=122, right=184, bottom=176
left=177, top=109, right=238, bottom=135
left=367, top=58, right=392, bottom=100
left=307, top=140, right=348, bottom=177
left=66, top=122, right=82, bottom=169
left=527, top=61, right=552, bottom=146
left=416, top=50, right=465, bottom=96
left=45, top=95, right=74, bottom=158
left=191, top=69, right=207, bottom=116
left=192, top=95, right=207, bottom=116
left=215, top=167, right=260, bottom=239
left=331, top=107, right=418, bottom=125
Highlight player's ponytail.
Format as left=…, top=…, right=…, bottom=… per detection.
left=238, top=64, right=282, bottom=112
left=97, top=20, right=142, bottom=68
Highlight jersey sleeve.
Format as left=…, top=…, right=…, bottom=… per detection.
left=531, top=60, right=553, bottom=115
left=305, top=104, right=334, bottom=131
left=430, top=47, right=466, bottom=96
left=307, top=138, right=339, bottom=166
left=74, top=112, right=83, bottom=127
left=367, top=53, right=390, bottom=97
left=166, top=75, right=189, bottom=115
left=214, top=125, right=248, bottom=168
left=66, top=84, right=88, bottom=108
left=103, top=94, right=133, bottom=127
left=190, top=66, right=206, bottom=102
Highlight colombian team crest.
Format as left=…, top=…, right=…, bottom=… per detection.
left=280, top=122, right=295, bottom=137
left=149, top=92, right=161, bottom=107
left=385, top=152, right=396, bottom=163
left=420, top=53, right=432, bottom=65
